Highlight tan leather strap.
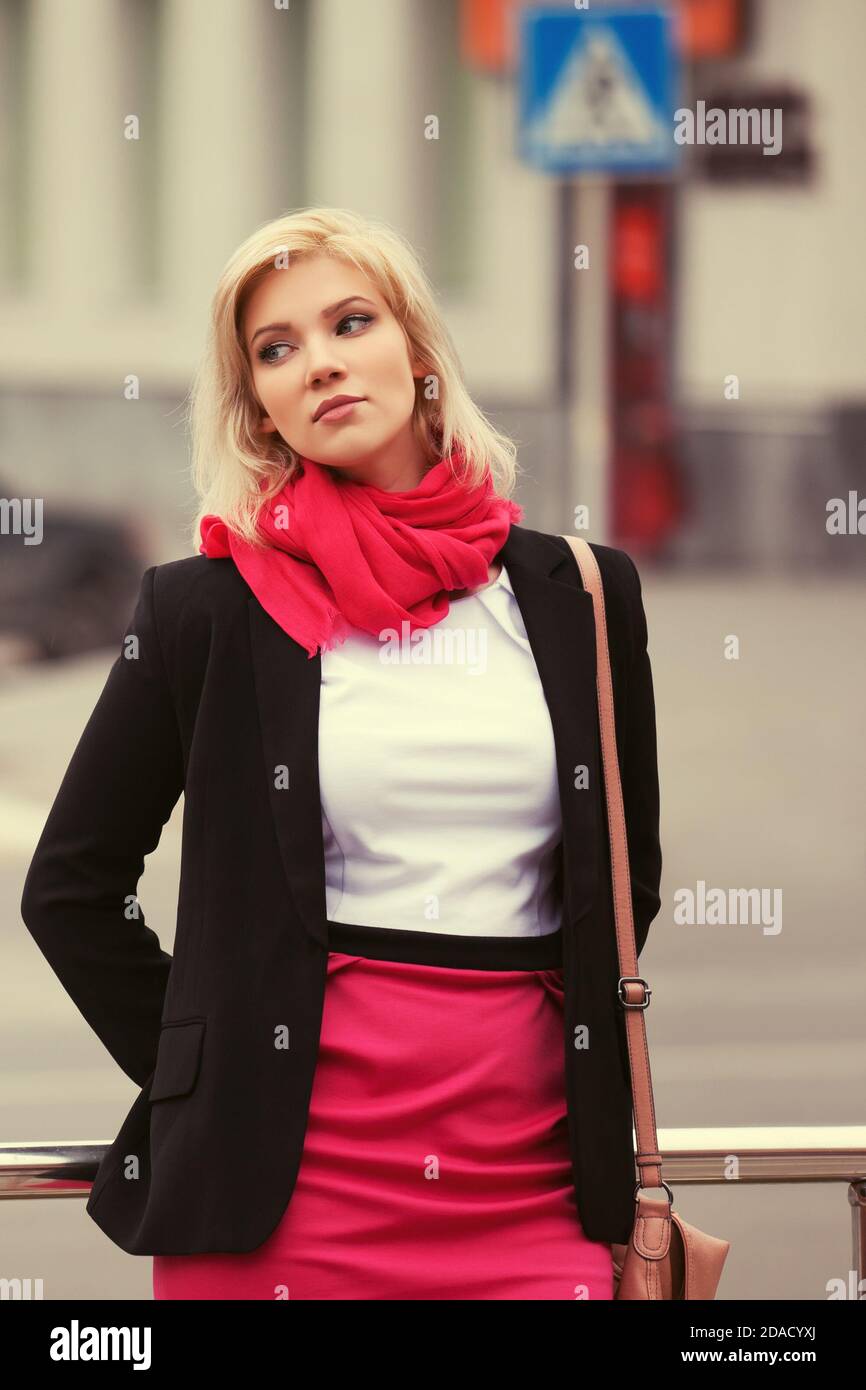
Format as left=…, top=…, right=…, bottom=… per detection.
left=562, top=535, right=664, bottom=1195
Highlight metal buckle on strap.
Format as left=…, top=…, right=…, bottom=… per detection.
left=634, top=1180, right=674, bottom=1204
left=618, top=976, right=651, bottom=1008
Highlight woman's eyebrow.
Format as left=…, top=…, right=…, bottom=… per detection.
left=248, top=296, right=377, bottom=348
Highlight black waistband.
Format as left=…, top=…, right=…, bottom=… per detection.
left=326, top=919, right=563, bottom=970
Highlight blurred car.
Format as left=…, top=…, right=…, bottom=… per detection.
left=0, top=491, right=148, bottom=663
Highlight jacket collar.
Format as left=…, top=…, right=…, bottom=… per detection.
left=248, top=524, right=599, bottom=950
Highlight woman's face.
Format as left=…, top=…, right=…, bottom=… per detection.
left=242, top=253, right=428, bottom=486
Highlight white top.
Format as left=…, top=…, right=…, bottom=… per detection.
left=318, top=563, right=563, bottom=937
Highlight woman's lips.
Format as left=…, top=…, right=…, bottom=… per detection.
left=316, top=399, right=364, bottom=423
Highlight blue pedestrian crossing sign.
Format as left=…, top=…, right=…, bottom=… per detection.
left=518, top=6, right=680, bottom=175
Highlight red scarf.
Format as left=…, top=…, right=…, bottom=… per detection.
left=198, top=447, right=523, bottom=657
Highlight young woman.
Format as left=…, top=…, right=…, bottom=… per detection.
left=20, top=207, right=662, bottom=1301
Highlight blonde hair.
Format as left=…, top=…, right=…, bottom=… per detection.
left=185, top=207, right=522, bottom=552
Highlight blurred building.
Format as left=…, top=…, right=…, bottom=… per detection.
left=0, top=0, right=863, bottom=567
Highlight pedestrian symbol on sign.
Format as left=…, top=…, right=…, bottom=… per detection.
left=528, top=30, right=668, bottom=156
left=518, top=8, right=679, bottom=175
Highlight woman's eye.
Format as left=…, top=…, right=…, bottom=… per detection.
left=337, top=313, right=373, bottom=334
left=257, top=341, right=292, bottom=364
left=257, top=314, right=373, bottom=364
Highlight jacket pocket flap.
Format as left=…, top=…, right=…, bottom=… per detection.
left=149, top=1019, right=206, bottom=1101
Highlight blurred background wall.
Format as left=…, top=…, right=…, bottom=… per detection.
left=1, top=0, right=864, bottom=1302
left=0, top=0, right=863, bottom=566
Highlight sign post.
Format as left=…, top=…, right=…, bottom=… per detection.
left=518, top=5, right=680, bottom=545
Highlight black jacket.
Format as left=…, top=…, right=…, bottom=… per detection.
left=20, top=523, right=662, bottom=1253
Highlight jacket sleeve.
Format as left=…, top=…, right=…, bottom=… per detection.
left=19, top=565, right=184, bottom=1088
left=621, top=553, right=662, bottom=958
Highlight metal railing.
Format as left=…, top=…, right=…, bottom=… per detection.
left=2, top=1125, right=865, bottom=1289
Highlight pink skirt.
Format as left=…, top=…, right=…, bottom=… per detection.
left=153, top=920, right=614, bottom=1300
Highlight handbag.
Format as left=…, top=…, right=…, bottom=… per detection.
left=562, top=535, right=731, bottom=1300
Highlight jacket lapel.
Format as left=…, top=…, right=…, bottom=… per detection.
left=248, top=594, right=331, bottom=950
left=247, top=524, right=599, bottom=950
left=496, top=527, right=600, bottom=926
